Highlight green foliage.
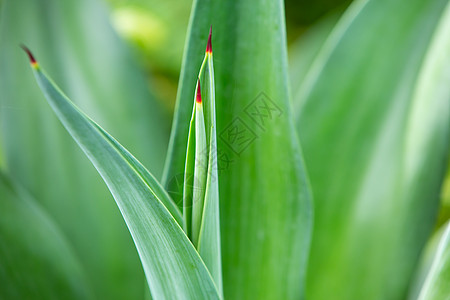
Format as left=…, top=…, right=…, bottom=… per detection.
left=29, top=62, right=220, bottom=299
left=0, top=0, right=449, bottom=299
left=0, top=172, right=93, bottom=299
left=183, top=45, right=222, bottom=295
left=164, top=0, right=312, bottom=299
left=0, top=0, right=169, bottom=299
left=410, top=221, right=450, bottom=300
left=294, top=0, right=450, bottom=299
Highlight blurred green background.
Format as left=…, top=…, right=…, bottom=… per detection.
left=0, top=1, right=352, bottom=299
left=104, top=0, right=350, bottom=112
left=0, top=0, right=448, bottom=299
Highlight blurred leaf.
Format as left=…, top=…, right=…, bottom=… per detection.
left=436, top=165, right=450, bottom=227
left=409, top=221, right=450, bottom=300
left=0, top=171, right=92, bottom=300
left=0, top=0, right=169, bottom=298
left=163, top=0, right=312, bottom=298
left=107, top=0, right=192, bottom=76
left=285, top=0, right=351, bottom=28
left=289, top=12, right=340, bottom=100
left=295, top=0, right=450, bottom=299
left=28, top=60, right=220, bottom=299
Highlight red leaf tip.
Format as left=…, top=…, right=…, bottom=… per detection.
left=20, top=45, right=38, bottom=66
left=206, top=26, right=212, bottom=54
left=196, top=80, right=202, bottom=103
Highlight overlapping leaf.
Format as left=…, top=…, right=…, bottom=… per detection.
left=163, top=0, right=312, bottom=298
left=294, top=0, right=450, bottom=299
left=182, top=36, right=222, bottom=295
left=0, top=0, right=169, bottom=298
left=26, top=57, right=220, bottom=299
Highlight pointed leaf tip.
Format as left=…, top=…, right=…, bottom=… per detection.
left=20, top=45, right=38, bottom=67
left=206, top=26, right=212, bottom=54
left=196, top=80, right=202, bottom=103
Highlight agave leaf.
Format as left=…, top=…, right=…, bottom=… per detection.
left=0, top=171, right=93, bottom=300
left=184, top=105, right=197, bottom=239
left=191, top=87, right=208, bottom=245
left=295, top=0, right=450, bottom=299
left=182, top=34, right=223, bottom=295
left=163, top=1, right=312, bottom=299
left=0, top=0, right=169, bottom=298
left=25, top=55, right=220, bottom=300
left=197, top=38, right=223, bottom=298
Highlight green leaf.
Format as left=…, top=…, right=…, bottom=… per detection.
left=407, top=8, right=450, bottom=299
left=183, top=105, right=197, bottom=239
left=0, top=171, right=93, bottom=300
left=409, top=221, right=450, bottom=300
left=294, top=0, right=450, bottom=299
left=163, top=1, right=312, bottom=299
left=289, top=12, right=340, bottom=99
left=197, top=45, right=223, bottom=298
left=26, top=58, right=220, bottom=300
left=0, top=0, right=170, bottom=298
left=191, top=95, right=208, bottom=245
left=182, top=39, right=223, bottom=296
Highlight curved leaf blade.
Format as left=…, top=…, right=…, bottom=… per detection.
left=0, top=1, right=170, bottom=298
left=26, top=57, right=220, bottom=300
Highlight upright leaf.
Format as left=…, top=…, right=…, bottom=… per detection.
left=182, top=31, right=222, bottom=295
left=197, top=32, right=223, bottom=298
left=295, top=0, right=450, bottom=299
left=164, top=1, right=312, bottom=299
left=24, top=52, right=220, bottom=300
left=191, top=81, right=208, bottom=245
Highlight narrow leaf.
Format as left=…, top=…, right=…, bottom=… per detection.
left=182, top=30, right=223, bottom=295
left=164, top=1, right=312, bottom=299
left=0, top=1, right=169, bottom=298
left=183, top=106, right=196, bottom=238
left=192, top=83, right=208, bottom=245
left=197, top=31, right=223, bottom=297
left=25, top=52, right=220, bottom=300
